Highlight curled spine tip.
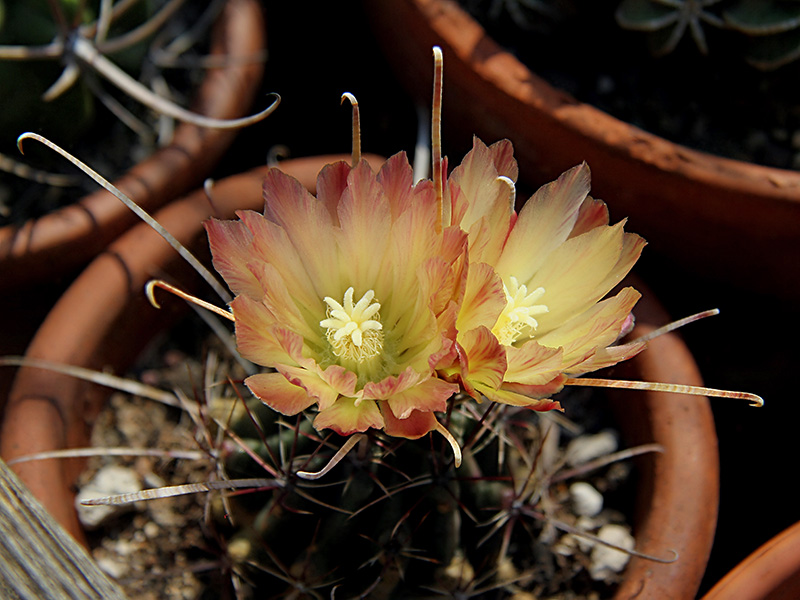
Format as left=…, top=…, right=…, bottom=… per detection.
left=145, top=280, right=162, bottom=309
left=145, top=279, right=235, bottom=322
left=432, top=46, right=444, bottom=234
left=632, top=308, right=721, bottom=344
left=341, top=92, right=361, bottom=167
left=435, top=420, right=462, bottom=468
left=497, top=175, right=516, bottom=205
left=16, top=131, right=37, bottom=154
left=297, top=433, right=366, bottom=480
left=564, top=377, right=764, bottom=407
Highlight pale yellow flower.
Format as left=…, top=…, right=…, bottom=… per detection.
left=443, top=138, right=646, bottom=409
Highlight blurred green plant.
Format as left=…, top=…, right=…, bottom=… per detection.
left=616, top=0, right=800, bottom=69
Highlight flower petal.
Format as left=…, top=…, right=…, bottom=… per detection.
left=474, top=381, right=563, bottom=411
left=527, top=221, right=631, bottom=333
left=336, top=161, right=392, bottom=294
left=245, top=372, right=316, bottom=415
left=496, top=163, right=590, bottom=283
left=262, top=168, right=341, bottom=296
left=314, top=397, right=384, bottom=436
left=205, top=218, right=262, bottom=299
left=362, top=368, right=457, bottom=418
left=377, top=151, right=416, bottom=220
left=503, top=340, right=565, bottom=385
left=457, top=262, right=506, bottom=333
left=449, top=137, right=516, bottom=264
left=458, top=326, right=507, bottom=394
left=380, top=404, right=438, bottom=439
left=231, top=295, right=298, bottom=367
left=316, top=160, right=351, bottom=224
left=536, top=287, right=642, bottom=367
left=277, top=363, right=357, bottom=411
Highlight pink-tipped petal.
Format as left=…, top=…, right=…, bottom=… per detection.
left=316, top=160, right=352, bottom=224
left=205, top=218, right=262, bottom=299
left=336, top=161, right=393, bottom=294
left=234, top=210, right=321, bottom=313
left=231, top=295, right=297, bottom=367
left=245, top=372, right=316, bottom=415
left=381, top=404, right=439, bottom=439
left=276, top=364, right=356, bottom=411
left=487, top=138, right=519, bottom=182
left=568, top=195, right=610, bottom=238
left=475, top=381, right=563, bottom=411
left=457, top=262, right=506, bottom=333
left=262, top=168, right=341, bottom=296
left=377, top=151, right=415, bottom=219
left=314, top=397, right=384, bottom=436
left=386, top=379, right=457, bottom=419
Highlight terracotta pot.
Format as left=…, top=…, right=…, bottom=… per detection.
left=0, top=0, right=266, bottom=291
left=0, top=155, right=718, bottom=599
left=701, top=520, right=800, bottom=600
left=364, top=0, right=800, bottom=300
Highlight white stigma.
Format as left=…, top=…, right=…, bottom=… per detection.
left=320, top=287, right=384, bottom=362
left=492, top=277, right=549, bottom=346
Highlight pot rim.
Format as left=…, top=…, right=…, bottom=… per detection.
left=0, top=0, right=266, bottom=290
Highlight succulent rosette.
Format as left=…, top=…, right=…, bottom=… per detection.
left=443, top=138, right=647, bottom=410
left=205, top=153, right=466, bottom=439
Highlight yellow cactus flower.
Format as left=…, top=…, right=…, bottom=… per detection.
left=444, top=137, right=647, bottom=409
left=205, top=153, right=465, bottom=439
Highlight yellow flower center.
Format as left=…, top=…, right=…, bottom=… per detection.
left=320, top=287, right=384, bottom=362
left=492, top=277, right=548, bottom=346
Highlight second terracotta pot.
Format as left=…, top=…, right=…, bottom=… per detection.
left=365, top=0, right=800, bottom=300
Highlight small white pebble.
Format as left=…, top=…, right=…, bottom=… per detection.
left=589, top=524, right=635, bottom=581
left=570, top=481, right=604, bottom=517
left=565, top=430, right=618, bottom=466
left=76, top=465, right=142, bottom=529
left=95, top=556, right=130, bottom=579
left=143, top=521, right=160, bottom=539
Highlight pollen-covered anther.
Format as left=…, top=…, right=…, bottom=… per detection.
left=320, top=287, right=384, bottom=362
left=492, top=276, right=549, bottom=346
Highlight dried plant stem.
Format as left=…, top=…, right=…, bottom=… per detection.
left=526, top=509, right=679, bottom=564
left=296, top=434, right=367, bottom=480
left=630, top=308, right=720, bottom=344
left=435, top=420, right=462, bottom=468
left=0, top=152, right=80, bottom=186
left=95, top=0, right=187, bottom=55
left=71, top=36, right=280, bottom=129
left=0, top=356, right=185, bottom=410
left=551, top=443, right=664, bottom=483
left=6, top=447, right=207, bottom=466
left=16, top=132, right=232, bottom=303
left=341, top=93, right=361, bottom=166
left=146, top=280, right=234, bottom=321
left=432, top=46, right=444, bottom=234
left=81, top=477, right=280, bottom=506
left=564, top=377, right=764, bottom=407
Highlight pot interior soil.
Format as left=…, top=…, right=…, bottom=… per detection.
left=459, top=0, right=800, bottom=171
